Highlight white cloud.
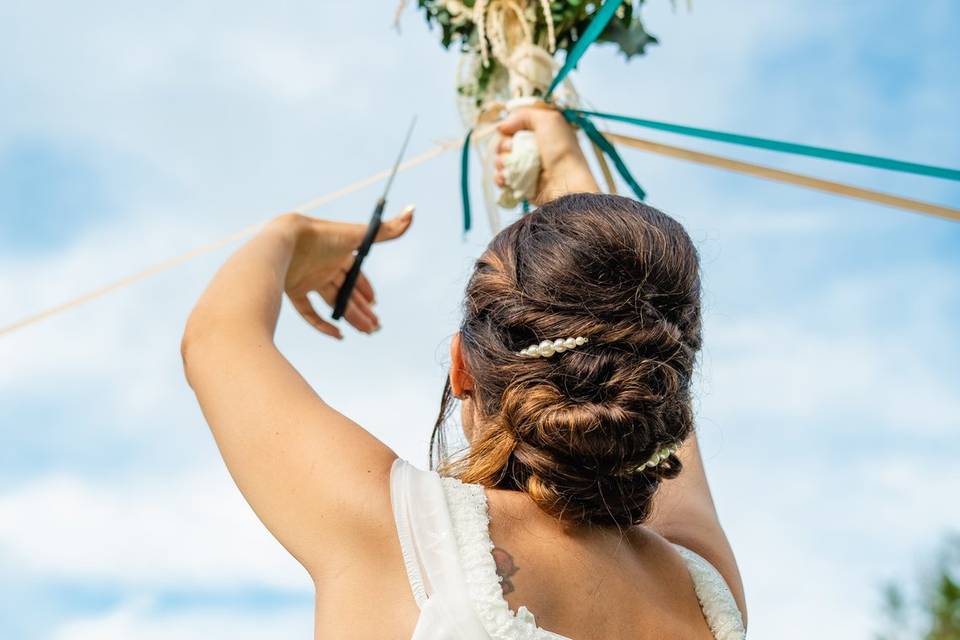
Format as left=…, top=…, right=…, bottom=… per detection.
left=215, top=30, right=344, bottom=104
left=0, top=467, right=310, bottom=589
left=51, top=598, right=312, bottom=640
left=697, top=261, right=960, bottom=435
left=703, top=317, right=960, bottom=435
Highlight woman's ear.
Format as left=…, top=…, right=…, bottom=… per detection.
left=450, top=333, right=474, bottom=398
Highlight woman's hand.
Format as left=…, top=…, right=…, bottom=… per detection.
left=274, top=206, right=414, bottom=340
left=494, top=107, right=599, bottom=205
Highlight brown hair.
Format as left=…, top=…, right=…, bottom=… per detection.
left=430, top=193, right=703, bottom=529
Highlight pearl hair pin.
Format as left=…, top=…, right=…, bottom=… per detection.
left=517, top=336, right=588, bottom=358
left=627, top=442, right=680, bottom=474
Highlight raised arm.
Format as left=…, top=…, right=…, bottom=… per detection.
left=180, top=209, right=412, bottom=579
left=647, top=432, right=748, bottom=626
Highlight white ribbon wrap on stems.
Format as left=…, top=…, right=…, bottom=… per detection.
left=457, top=0, right=579, bottom=230
left=497, top=129, right=540, bottom=207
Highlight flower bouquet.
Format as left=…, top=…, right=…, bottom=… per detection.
left=401, top=0, right=662, bottom=229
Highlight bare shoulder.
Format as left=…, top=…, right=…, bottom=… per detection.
left=654, top=518, right=748, bottom=628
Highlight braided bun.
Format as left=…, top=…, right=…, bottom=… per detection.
left=431, top=193, right=702, bottom=528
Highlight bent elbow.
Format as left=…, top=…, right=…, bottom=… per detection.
left=179, top=317, right=211, bottom=388
left=179, top=329, right=198, bottom=387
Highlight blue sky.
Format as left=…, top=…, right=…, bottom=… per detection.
left=0, top=1, right=958, bottom=638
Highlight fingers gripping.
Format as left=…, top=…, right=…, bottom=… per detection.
left=497, top=109, right=536, bottom=137
left=322, top=264, right=379, bottom=334
left=290, top=293, right=342, bottom=340
left=289, top=205, right=412, bottom=337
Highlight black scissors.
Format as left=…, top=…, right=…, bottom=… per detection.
left=332, top=116, right=417, bottom=320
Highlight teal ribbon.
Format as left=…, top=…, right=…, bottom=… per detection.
left=461, top=127, right=473, bottom=232
left=548, top=1, right=646, bottom=205
left=573, top=109, right=960, bottom=182
left=546, top=0, right=625, bottom=99
left=563, top=109, right=646, bottom=200
left=545, top=0, right=646, bottom=205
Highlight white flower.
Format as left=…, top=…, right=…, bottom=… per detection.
left=441, top=0, right=475, bottom=27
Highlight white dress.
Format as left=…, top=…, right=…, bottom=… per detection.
left=390, top=458, right=746, bottom=640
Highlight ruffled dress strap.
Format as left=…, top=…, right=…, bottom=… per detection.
left=389, top=458, right=492, bottom=639
left=672, top=544, right=746, bottom=640
left=438, top=472, right=570, bottom=640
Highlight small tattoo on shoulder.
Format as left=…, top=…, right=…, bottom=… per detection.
left=491, top=547, right=519, bottom=596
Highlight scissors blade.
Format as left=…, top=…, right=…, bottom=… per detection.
left=380, top=116, right=417, bottom=200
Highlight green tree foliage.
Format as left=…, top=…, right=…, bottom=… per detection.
left=878, top=534, right=960, bottom=640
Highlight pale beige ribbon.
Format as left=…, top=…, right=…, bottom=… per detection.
left=606, top=132, right=960, bottom=223
left=0, top=139, right=462, bottom=338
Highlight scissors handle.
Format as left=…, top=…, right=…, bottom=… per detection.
left=332, top=197, right=385, bottom=320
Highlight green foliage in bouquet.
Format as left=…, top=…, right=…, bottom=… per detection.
left=416, top=0, right=659, bottom=60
